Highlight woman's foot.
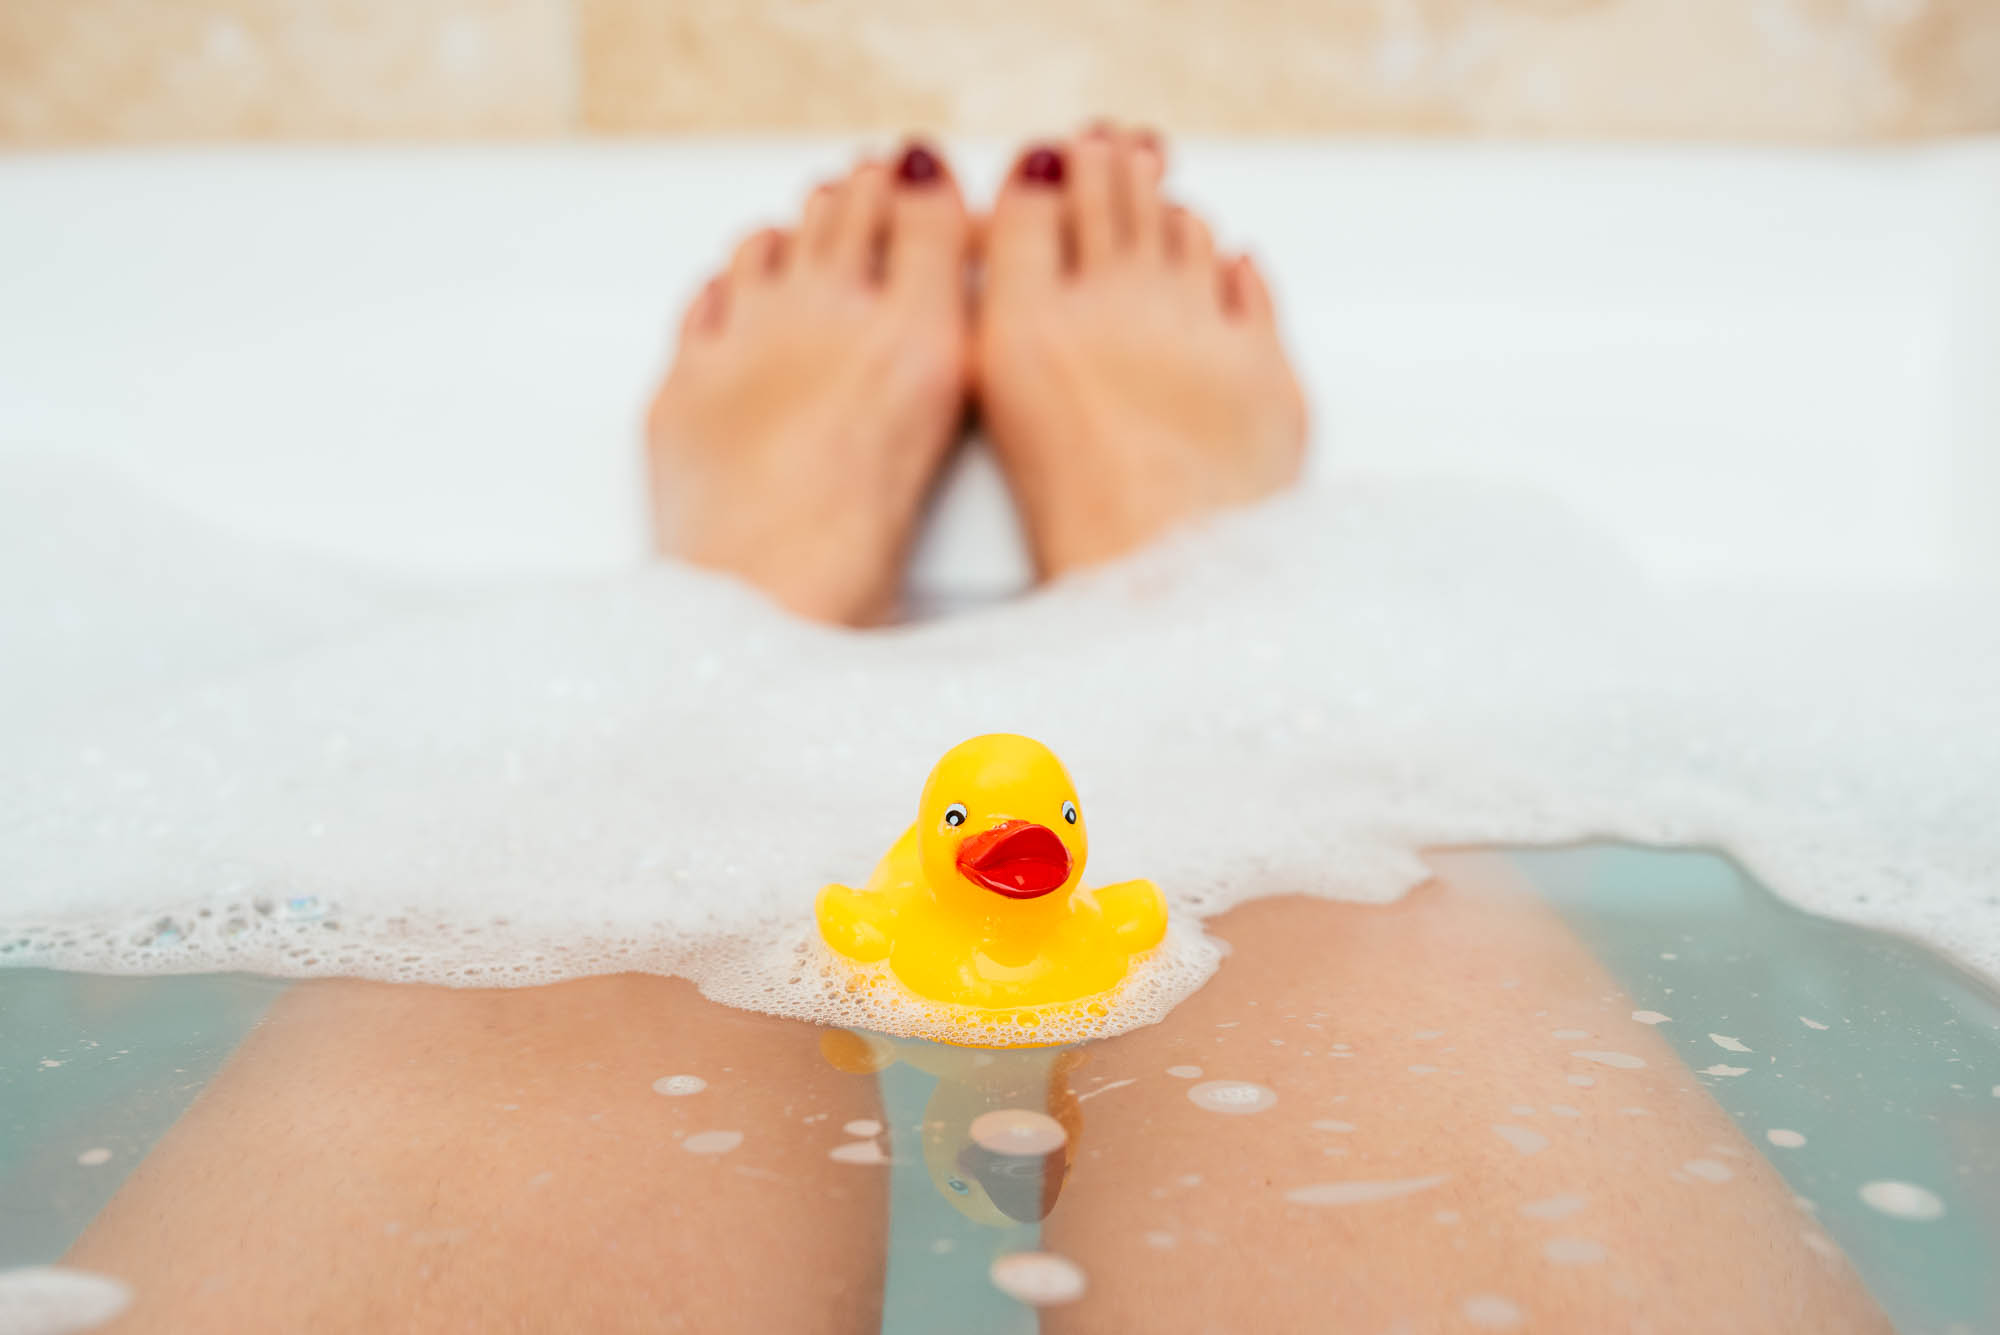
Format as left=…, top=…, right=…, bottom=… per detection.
left=647, top=146, right=972, bottom=625
left=977, top=127, right=1308, bottom=579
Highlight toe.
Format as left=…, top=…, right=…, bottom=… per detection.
left=1223, top=253, right=1277, bottom=326
left=831, top=160, right=893, bottom=280
left=986, top=144, right=1067, bottom=291
left=728, top=227, right=786, bottom=287
left=799, top=180, right=843, bottom=263
left=1119, top=132, right=1165, bottom=260
left=884, top=142, right=969, bottom=297
left=1167, top=206, right=1215, bottom=270
left=1068, top=132, right=1119, bottom=269
left=721, top=228, right=786, bottom=325
left=1167, top=206, right=1218, bottom=303
left=1134, top=126, right=1167, bottom=179
left=678, top=275, right=726, bottom=341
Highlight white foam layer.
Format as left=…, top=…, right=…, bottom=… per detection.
left=2, top=464, right=1996, bottom=1039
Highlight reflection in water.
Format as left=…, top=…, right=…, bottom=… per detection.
left=824, top=1030, right=1083, bottom=1225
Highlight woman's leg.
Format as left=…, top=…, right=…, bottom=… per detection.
left=1042, top=855, right=1890, bottom=1333
left=69, top=975, right=888, bottom=1333
left=62, top=150, right=988, bottom=1330
left=972, top=137, right=1881, bottom=1328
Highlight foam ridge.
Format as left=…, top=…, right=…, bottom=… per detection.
left=2, top=464, right=1995, bottom=1041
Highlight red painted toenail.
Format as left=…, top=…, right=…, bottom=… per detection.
left=897, top=143, right=942, bottom=185
left=1019, top=147, right=1065, bottom=186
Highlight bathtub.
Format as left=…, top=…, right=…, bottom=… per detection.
left=3, top=140, right=1998, bottom=1334
left=2, top=138, right=1997, bottom=602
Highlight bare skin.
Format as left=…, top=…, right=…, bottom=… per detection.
left=647, top=144, right=971, bottom=626
left=1042, top=856, right=1892, bottom=1335
left=978, top=127, right=1307, bottom=578
left=65, top=878, right=1892, bottom=1335
left=64, top=129, right=1890, bottom=1334
left=70, top=976, right=888, bottom=1334
left=647, top=127, right=1306, bottom=617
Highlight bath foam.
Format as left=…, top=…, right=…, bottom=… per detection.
left=2, top=467, right=1998, bottom=1043
left=0, top=1267, right=132, bottom=1335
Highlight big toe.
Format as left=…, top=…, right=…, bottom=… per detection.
left=884, top=141, right=970, bottom=298
left=985, top=143, right=1067, bottom=295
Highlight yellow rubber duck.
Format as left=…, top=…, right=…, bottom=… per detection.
left=815, top=734, right=1167, bottom=1032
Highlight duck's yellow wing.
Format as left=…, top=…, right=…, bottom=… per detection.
left=815, top=823, right=923, bottom=964
left=815, top=882, right=893, bottom=961
left=1088, top=878, right=1168, bottom=953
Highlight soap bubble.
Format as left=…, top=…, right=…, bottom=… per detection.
left=1858, top=1180, right=1945, bottom=1221
left=969, top=1109, right=1068, bottom=1157
left=0, top=1267, right=132, bottom=1334
left=260, top=895, right=333, bottom=923
left=129, top=918, right=183, bottom=949
left=1462, top=1294, right=1524, bottom=1329
left=652, top=1075, right=707, bottom=1096
left=1187, top=1081, right=1277, bottom=1115
left=989, top=1252, right=1086, bottom=1307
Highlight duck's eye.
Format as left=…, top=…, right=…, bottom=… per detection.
left=947, top=1177, right=970, bottom=1194
left=1062, top=801, right=1078, bottom=825
left=943, top=803, right=967, bottom=829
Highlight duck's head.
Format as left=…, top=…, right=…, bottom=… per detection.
left=918, top=735, right=1087, bottom=908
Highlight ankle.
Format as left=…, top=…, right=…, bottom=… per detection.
left=663, top=505, right=906, bottom=626
left=1020, top=472, right=1191, bottom=580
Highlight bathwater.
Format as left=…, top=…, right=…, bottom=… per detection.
left=5, top=844, right=1993, bottom=1333
left=1520, top=844, right=1999, bottom=1335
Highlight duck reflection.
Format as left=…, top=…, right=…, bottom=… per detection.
left=822, top=1029, right=1087, bottom=1225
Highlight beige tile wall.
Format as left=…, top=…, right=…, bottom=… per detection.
left=4, top=0, right=1998, bottom=146
left=0, top=0, right=576, bottom=142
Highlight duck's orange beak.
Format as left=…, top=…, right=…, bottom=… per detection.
left=956, top=821, right=1071, bottom=899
